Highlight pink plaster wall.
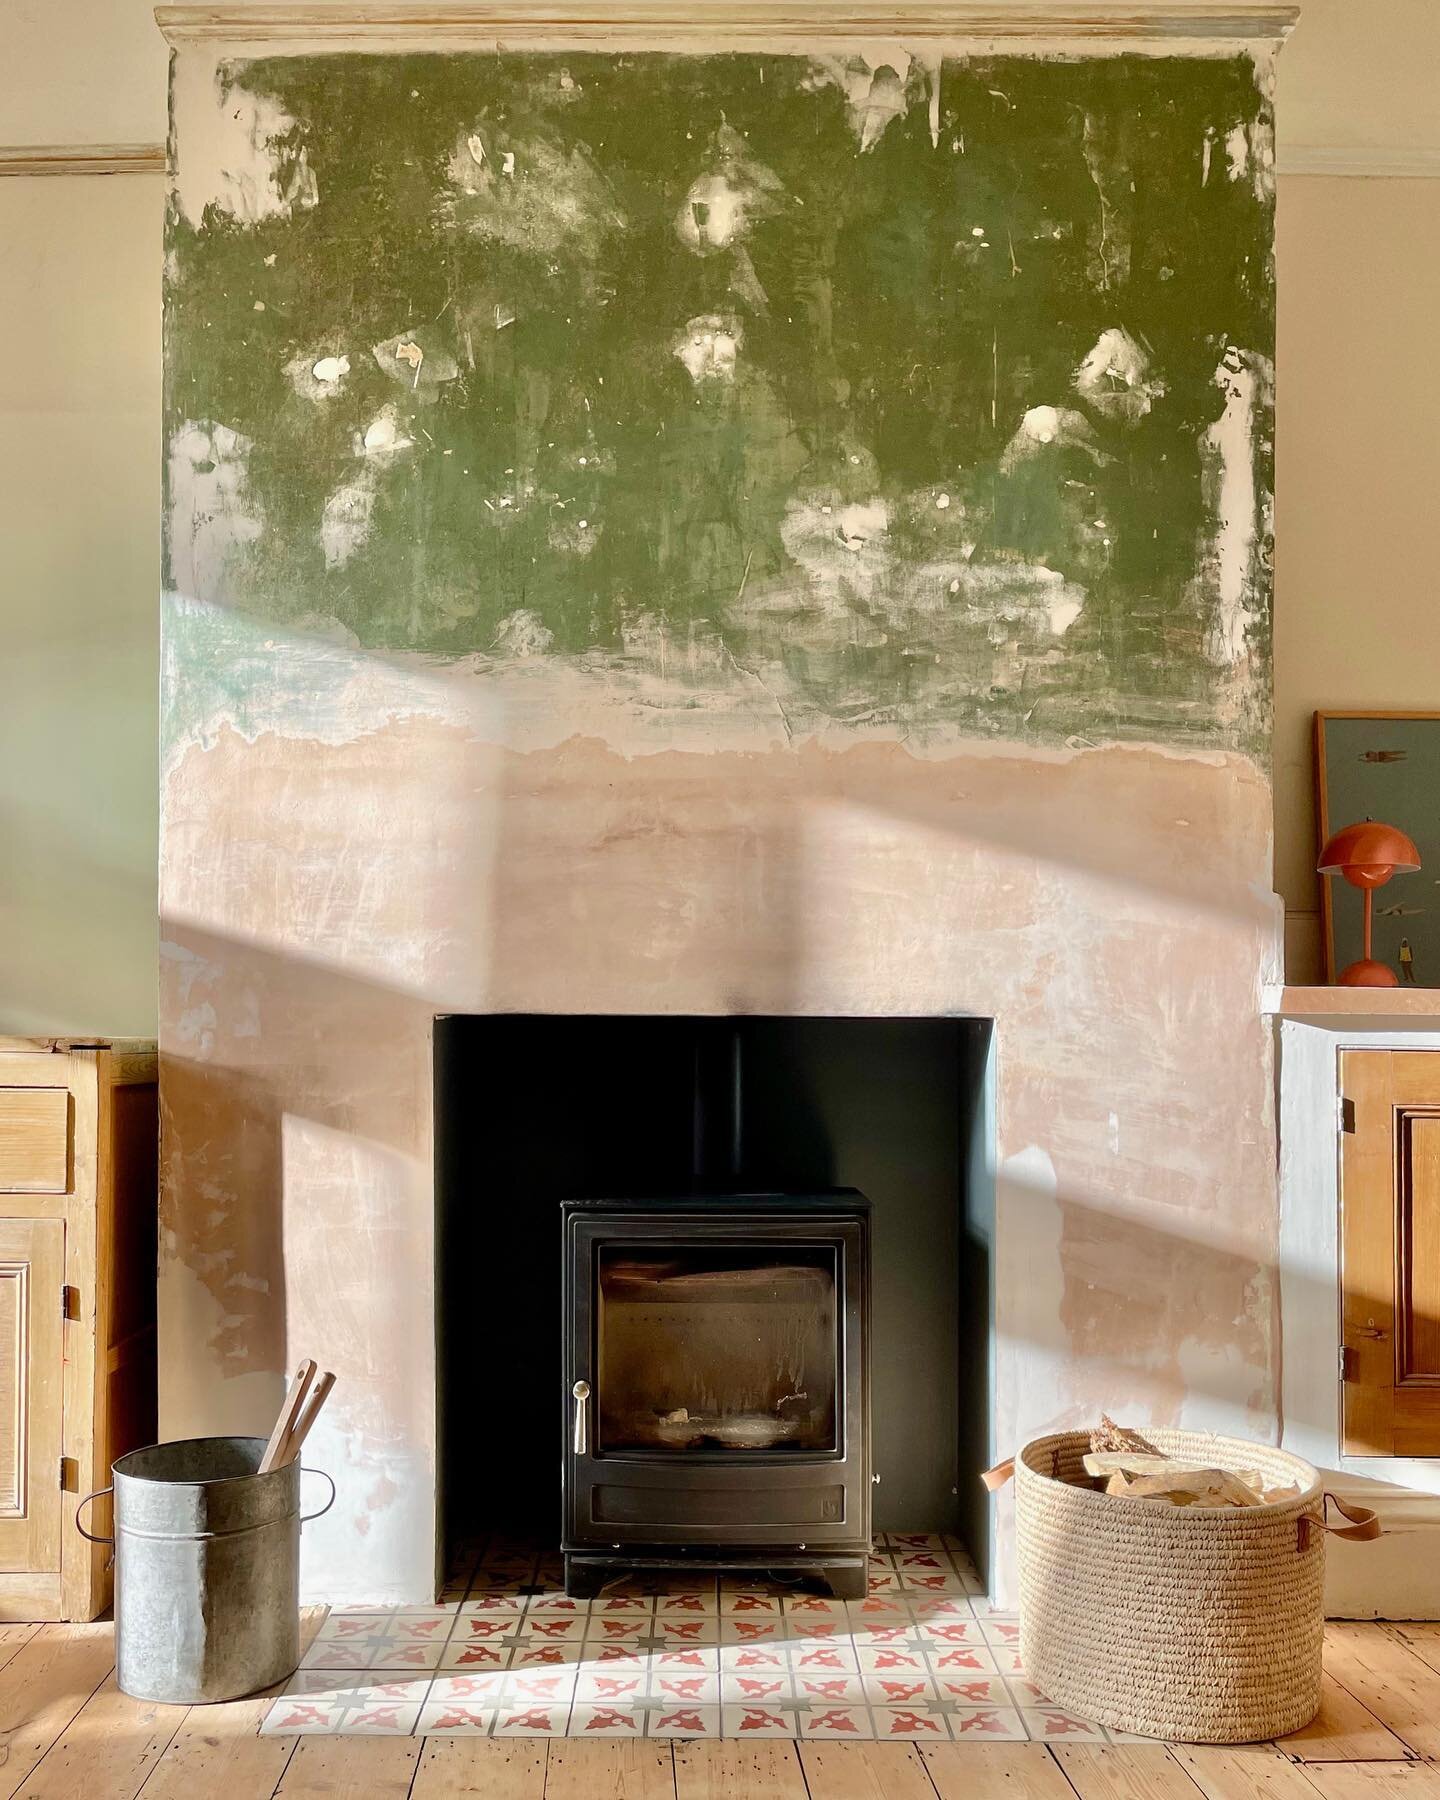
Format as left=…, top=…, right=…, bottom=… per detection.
left=159, top=713, right=1279, bottom=1602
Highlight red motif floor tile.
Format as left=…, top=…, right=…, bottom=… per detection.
left=872, top=1705, right=952, bottom=1740
left=800, top=1704, right=872, bottom=1738
left=647, top=1705, right=720, bottom=1738
left=569, top=1703, right=645, bottom=1736
left=949, top=1705, right=1027, bottom=1740
left=261, top=1531, right=1123, bottom=1742
left=722, top=1704, right=799, bottom=1738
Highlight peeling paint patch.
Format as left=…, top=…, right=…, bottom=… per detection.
left=446, top=120, right=624, bottom=259
left=167, top=421, right=264, bottom=607
left=806, top=49, right=927, bottom=152
left=172, top=73, right=317, bottom=227
left=321, top=477, right=378, bottom=570
left=674, top=313, right=742, bottom=384
left=675, top=124, right=785, bottom=253
left=1203, top=347, right=1270, bottom=667
left=1073, top=327, right=1166, bottom=425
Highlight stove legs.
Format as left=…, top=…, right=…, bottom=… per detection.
left=562, top=1556, right=608, bottom=1600
left=819, top=1560, right=868, bottom=1600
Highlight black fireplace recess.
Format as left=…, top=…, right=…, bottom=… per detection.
left=434, top=1012, right=995, bottom=1595
left=561, top=1192, right=871, bottom=1598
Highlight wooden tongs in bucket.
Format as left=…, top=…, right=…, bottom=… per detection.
left=258, top=1358, right=337, bottom=1473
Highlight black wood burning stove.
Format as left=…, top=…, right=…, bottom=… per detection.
left=561, top=1192, right=871, bottom=1598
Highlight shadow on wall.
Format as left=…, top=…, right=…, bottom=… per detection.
left=156, top=926, right=1306, bottom=1593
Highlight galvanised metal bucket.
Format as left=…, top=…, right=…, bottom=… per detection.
left=77, top=1436, right=335, bottom=1703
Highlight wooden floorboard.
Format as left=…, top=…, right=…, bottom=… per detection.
left=545, top=1739, right=675, bottom=1799
left=798, top=1740, right=939, bottom=1800
left=1382, top=1622, right=1440, bottom=1680
left=133, top=1695, right=295, bottom=1800
left=1321, top=1624, right=1440, bottom=1761
left=673, top=1741, right=807, bottom=1800
left=410, top=1737, right=548, bottom=1797
left=10, top=1672, right=186, bottom=1800
left=0, top=1619, right=1428, bottom=1800
left=1175, top=1743, right=1336, bottom=1800
left=1052, top=1742, right=1205, bottom=1800
left=0, top=1623, right=114, bottom=1799
left=123, top=1604, right=325, bottom=1800
left=921, top=1742, right=1078, bottom=1799
left=0, top=1635, right=37, bottom=1683
left=272, top=1737, right=421, bottom=1799
left=1299, top=1767, right=1440, bottom=1800
left=1274, top=1674, right=1413, bottom=1764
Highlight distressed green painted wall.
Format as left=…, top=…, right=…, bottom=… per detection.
left=166, top=49, right=1273, bottom=749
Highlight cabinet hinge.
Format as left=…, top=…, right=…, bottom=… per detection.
left=1339, top=1344, right=1355, bottom=1382
left=58, top=1456, right=76, bottom=1492
left=60, top=1285, right=78, bottom=1322
left=1340, top=1095, right=1356, bottom=1134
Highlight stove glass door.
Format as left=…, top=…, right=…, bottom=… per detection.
left=595, top=1244, right=838, bottom=1455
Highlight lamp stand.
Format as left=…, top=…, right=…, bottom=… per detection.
left=1340, top=885, right=1400, bottom=987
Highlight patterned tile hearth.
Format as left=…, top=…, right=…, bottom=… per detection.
left=260, top=1533, right=1123, bottom=1743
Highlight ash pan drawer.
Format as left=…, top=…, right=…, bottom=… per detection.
left=591, top=1481, right=846, bottom=1529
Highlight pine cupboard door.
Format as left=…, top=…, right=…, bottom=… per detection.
left=1341, top=1050, right=1440, bottom=1455
left=0, top=1219, right=65, bottom=1572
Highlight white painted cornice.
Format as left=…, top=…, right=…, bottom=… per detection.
left=154, top=3, right=1299, bottom=51
left=0, top=144, right=166, bottom=177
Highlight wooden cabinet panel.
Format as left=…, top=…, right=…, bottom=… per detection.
left=0, top=1091, right=69, bottom=1194
left=0, top=1219, right=65, bottom=1574
left=0, top=1044, right=156, bottom=1621
left=1341, top=1050, right=1440, bottom=1456
left=1400, top=1115, right=1440, bottom=1381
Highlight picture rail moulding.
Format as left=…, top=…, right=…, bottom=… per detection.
left=154, top=3, right=1299, bottom=51
left=0, top=144, right=167, bottom=177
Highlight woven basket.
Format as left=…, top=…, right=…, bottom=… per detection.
left=1014, top=1429, right=1333, bottom=1743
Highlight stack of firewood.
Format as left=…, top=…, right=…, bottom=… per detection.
left=1079, top=1417, right=1299, bottom=1508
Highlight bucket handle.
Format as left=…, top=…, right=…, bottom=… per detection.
left=76, top=1471, right=333, bottom=1539
left=75, top=1487, right=114, bottom=1545
left=300, top=1466, right=337, bottom=1525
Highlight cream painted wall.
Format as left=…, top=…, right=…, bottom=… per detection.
left=1274, top=177, right=1440, bottom=982
left=0, top=176, right=161, bottom=1033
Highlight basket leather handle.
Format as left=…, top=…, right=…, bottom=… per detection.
left=1299, top=1492, right=1382, bottom=1549
left=980, top=1458, right=1015, bottom=1491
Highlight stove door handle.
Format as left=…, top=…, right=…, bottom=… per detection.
left=572, top=1380, right=591, bottom=1456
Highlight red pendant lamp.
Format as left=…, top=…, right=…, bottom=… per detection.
left=1317, top=819, right=1421, bottom=986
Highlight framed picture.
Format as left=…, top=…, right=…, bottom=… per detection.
left=1315, top=711, right=1440, bottom=987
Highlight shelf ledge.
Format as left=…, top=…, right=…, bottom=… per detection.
left=1270, top=986, right=1440, bottom=1019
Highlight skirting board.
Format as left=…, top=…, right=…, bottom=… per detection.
left=1325, top=1483, right=1440, bottom=1619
